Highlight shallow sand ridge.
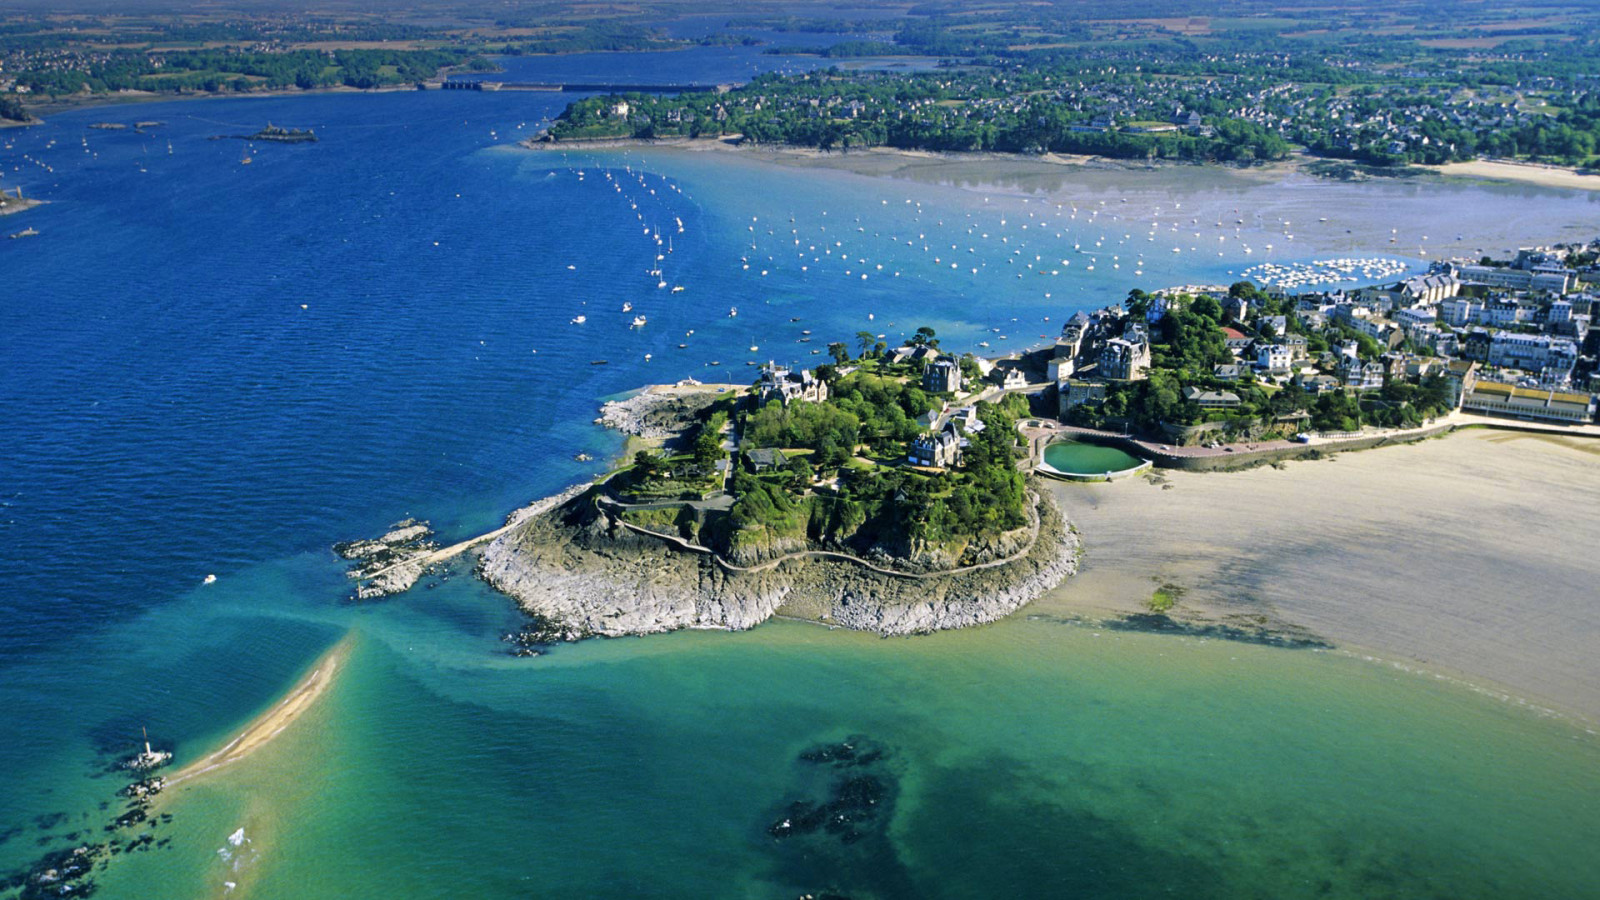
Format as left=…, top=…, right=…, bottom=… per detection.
left=165, top=634, right=355, bottom=786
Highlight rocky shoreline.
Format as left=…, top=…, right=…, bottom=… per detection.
left=333, top=519, right=439, bottom=600
left=478, top=479, right=1079, bottom=642
left=595, top=384, right=725, bottom=439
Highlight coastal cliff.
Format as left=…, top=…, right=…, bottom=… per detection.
left=477, top=480, right=1079, bottom=639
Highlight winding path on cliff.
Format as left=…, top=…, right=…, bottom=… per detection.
left=600, top=489, right=1050, bottom=580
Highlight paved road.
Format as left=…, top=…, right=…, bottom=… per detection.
left=1020, top=408, right=1600, bottom=469
left=599, top=492, right=735, bottom=513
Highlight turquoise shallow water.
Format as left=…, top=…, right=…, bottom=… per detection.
left=4, top=50, right=1600, bottom=899
left=46, top=585, right=1600, bottom=900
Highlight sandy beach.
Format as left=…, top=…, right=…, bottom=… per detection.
left=530, top=135, right=1600, bottom=194
left=1427, top=158, right=1600, bottom=191
left=166, top=634, right=354, bottom=786
left=1040, top=428, right=1600, bottom=722
left=524, top=133, right=1294, bottom=182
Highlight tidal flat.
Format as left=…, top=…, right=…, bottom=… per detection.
left=1047, top=428, right=1600, bottom=722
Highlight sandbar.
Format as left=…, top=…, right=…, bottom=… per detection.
left=166, top=634, right=354, bottom=786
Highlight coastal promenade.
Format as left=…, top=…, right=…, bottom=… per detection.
left=1021, top=410, right=1600, bottom=473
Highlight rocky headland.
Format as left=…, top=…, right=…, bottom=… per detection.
left=478, top=479, right=1079, bottom=642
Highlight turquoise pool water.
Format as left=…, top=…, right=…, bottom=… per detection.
left=1043, top=440, right=1147, bottom=475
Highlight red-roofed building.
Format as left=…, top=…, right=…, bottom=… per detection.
left=1222, top=327, right=1254, bottom=354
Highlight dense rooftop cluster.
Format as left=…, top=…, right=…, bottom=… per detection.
left=1056, top=243, right=1600, bottom=441
left=552, top=58, right=1600, bottom=166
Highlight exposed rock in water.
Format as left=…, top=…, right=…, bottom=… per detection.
left=6, top=844, right=104, bottom=900
left=798, top=736, right=887, bottom=769
left=501, top=614, right=588, bottom=656
left=768, top=775, right=886, bottom=843
left=769, top=735, right=895, bottom=850
left=119, top=777, right=164, bottom=800
left=478, top=480, right=1079, bottom=639
left=333, top=519, right=438, bottom=599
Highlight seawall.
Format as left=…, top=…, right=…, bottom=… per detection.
left=1063, top=421, right=1459, bottom=472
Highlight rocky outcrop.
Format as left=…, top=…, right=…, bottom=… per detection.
left=333, top=519, right=438, bottom=599
left=596, top=387, right=721, bottom=440
left=477, top=481, right=1079, bottom=640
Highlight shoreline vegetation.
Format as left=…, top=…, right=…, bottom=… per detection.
left=474, top=343, right=1079, bottom=643
left=336, top=364, right=1087, bottom=645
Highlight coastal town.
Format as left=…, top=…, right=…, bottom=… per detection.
left=618, top=240, right=1600, bottom=491
left=427, top=238, right=1597, bottom=650
left=1043, top=245, right=1599, bottom=443
left=546, top=63, right=1597, bottom=169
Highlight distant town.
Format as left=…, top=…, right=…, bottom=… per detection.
left=9, top=1, right=1600, bottom=175
left=545, top=63, right=1593, bottom=169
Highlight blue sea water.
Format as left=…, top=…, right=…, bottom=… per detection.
left=3, top=51, right=1600, bottom=899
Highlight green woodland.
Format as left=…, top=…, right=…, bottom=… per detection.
left=10, top=47, right=476, bottom=95
left=551, top=74, right=1293, bottom=162
left=619, top=340, right=1034, bottom=565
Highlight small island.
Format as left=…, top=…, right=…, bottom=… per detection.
left=0, top=185, right=44, bottom=220
left=480, top=331, right=1080, bottom=645
left=214, top=123, right=318, bottom=143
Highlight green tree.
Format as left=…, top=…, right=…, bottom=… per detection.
left=633, top=451, right=659, bottom=479
left=787, top=456, right=814, bottom=491
left=1126, top=289, right=1152, bottom=319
